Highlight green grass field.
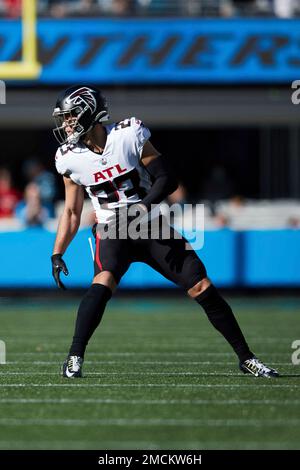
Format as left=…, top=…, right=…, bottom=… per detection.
left=0, top=295, right=299, bottom=450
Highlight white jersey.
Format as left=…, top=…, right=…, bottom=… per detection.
left=55, top=117, right=153, bottom=223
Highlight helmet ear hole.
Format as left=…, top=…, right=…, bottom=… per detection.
left=52, top=86, right=109, bottom=145
left=94, top=109, right=110, bottom=124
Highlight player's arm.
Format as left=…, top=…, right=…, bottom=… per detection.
left=53, top=176, right=84, bottom=254
left=51, top=176, right=84, bottom=289
left=139, top=140, right=178, bottom=210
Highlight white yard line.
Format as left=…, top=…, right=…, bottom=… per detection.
left=0, top=371, right=290, bottom=377
left=5, top=352, right=287, bottom=356
left=0, top=418, right=299, bottom=427
left=0, top=398, right=299, bottom=405
left=4, top=361, right=291, bottom=366
left=0, top=383, right=297, bottom=388
left=0, top=440, right=188, bottom=448
left=0, top=440, right=294, bottom=449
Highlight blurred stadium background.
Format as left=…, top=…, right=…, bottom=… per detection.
left=0, top=0, right=300, bottom=452
left=1, top=0, right=300, bottom=289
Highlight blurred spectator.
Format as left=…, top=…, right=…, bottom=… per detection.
left=46, top=0, right=70, bottom=18
left=78, top=0, right=98, bottom=14
left=214, top=213, right=230, bottom=228
left=273, top=0, right=299, bottom=18
left=0, top=168, right=21, bottom=218
left=183, top=0, right=202, bottom=16
left=15, top=182, right=50, bottom=227
left=25, top=0, right=300, bottom=18
left=228, top=194, right=246, bottom=208
left=48, top=0, right=99, bottom=17
left=111, top=0, right=134, bottom=15
left=287, top=216, right=300, bottom=228
left=214, top=194, right=246, bottom=223
left=220, top=0, right=236, bottom=16
left=23, top=158, right=56, bottom=217
left=213, top=194, right=246, bottom=228
left=3, top=0, right=21, bottom=17
left=2, top=0, right=300, bottom=19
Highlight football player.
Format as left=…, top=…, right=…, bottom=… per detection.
left=51, top=85, right=279, bottom=379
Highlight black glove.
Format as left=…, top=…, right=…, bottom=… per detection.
left=51, top=254, right=69, bottom=290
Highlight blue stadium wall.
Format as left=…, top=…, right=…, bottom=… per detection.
left=0, top=228, right=299, bottom=288
left=1, top=18, right=300, bottom=84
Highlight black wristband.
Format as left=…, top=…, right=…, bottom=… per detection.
left=51, top=254, right=63, bottom=262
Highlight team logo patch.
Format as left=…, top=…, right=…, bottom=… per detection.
left=66, top=87, right=97, bottom=113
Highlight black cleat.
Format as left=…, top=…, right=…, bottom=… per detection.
left=239, top=356, right=279, bottom=378
left=62, top=355, right=83, bottom=378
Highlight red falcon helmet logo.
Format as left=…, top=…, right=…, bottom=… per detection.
left=66, top=87, right=97, bottom=113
